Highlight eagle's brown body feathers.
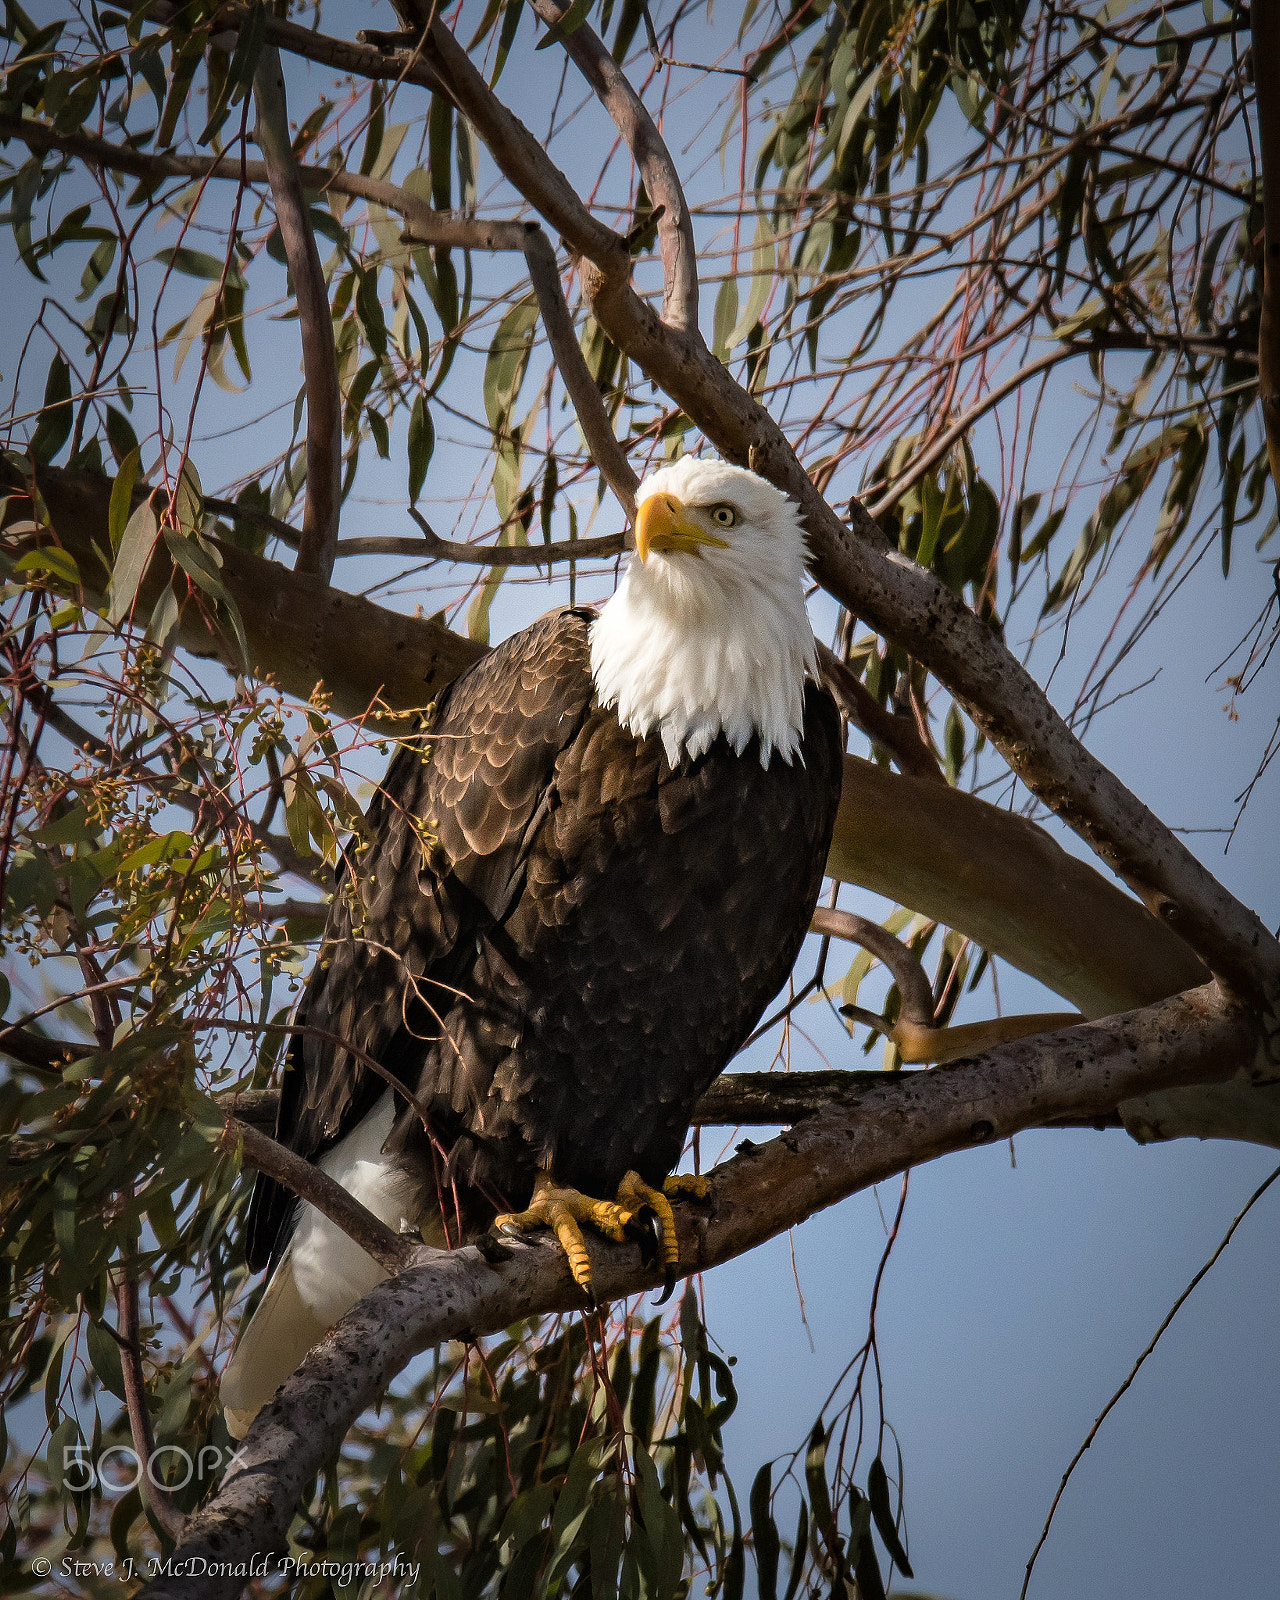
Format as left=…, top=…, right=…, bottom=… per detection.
left=246, top=607, right=842, bottom=1273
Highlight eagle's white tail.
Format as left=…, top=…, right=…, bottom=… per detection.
left=221, top=1091, right=430, bottom=1439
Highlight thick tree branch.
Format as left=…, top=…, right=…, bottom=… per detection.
left=401, top=17, right=1280, bottom=1003
left=827, top=753, right=1208, bottom=1018
left=252, top=49, right=341, bottom=582
left=529, top=0, right=698, bottom=333
left=140, top=985, right=1256, bottom=1600
left=1254, top=0, right=1280, bottom=498
left=0, top=459, right=485, bottom=721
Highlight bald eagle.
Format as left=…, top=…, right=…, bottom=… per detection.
left=221, top=458, right=842, bottom=1437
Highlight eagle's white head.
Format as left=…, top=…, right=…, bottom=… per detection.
left=590, top=456, right=818, bottom=767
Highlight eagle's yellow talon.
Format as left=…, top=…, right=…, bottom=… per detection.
left=617, top=1171, right=681, bottom=1272
left=493, top=1174, right=632, bottom=1291
left=494, top=1170, right=704, bottom=1292
left=663, top=1173, right=711, bottom=1202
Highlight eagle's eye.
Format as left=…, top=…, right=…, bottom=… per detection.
left=708, top=504, right=738, bottom=528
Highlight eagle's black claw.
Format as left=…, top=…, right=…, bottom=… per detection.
left=653, top=1269, right=677, bottom=1306
left=626, top=1206, right=662, bottom=1267
left=581, top=1281, right=598, bottom=1312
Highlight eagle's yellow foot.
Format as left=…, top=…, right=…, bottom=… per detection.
left=663, top=1172, right=711, bottom=1202
left=493, top=1173, right=631, bottom=1299
left=618, top=1170, right=711, bottom=1304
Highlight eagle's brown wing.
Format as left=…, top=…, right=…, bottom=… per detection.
left=245, top=609, right=598, bottom=1271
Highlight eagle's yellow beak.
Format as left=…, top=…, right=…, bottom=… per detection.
left=634, top=492, right=730, bottom=563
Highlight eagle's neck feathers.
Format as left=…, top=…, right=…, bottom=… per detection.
left=589, top=460, right=818, bottom=768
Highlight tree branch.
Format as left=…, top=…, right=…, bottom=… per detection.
left=405, top=506, right=625, bottom=566
left=398, top=16, right=1280, bottom=1003
left=221, top=1116, right=416, bottom=1277
left=0, top=459, right=485, bottom=723
left=219, top=1069, right=1127, bottom=1142
left=251, top=49, right=341, bottom=582
left=828, top=753, right=1207, bottom=1018
left=139, top=984, right=1257, bottom=1600
left=521, top=225, right=640, bottom=518
left=113, top=1265, right=186, bottom=1542
left=529, top=0, right=698, bottom=333
left=815, top=641, right=944, bottom=782
left=338, top=527, right=626, bottom=564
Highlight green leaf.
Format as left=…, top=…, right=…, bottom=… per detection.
left=86, top=1318, right=127, bottom=1400
left=155, top=33, right=204, bottom=150
left=712, top=278, right=740, bottom=361
left=47, top=1417, right=83, bottom=1498
left=1155, top=15, right=1178, bottom=64
left=360, top=83, right=386, bottom=178
left=408, top=395, right=435, bottom=503
left=540, top=451, right=558, bottom=545
left=29, top=355, right=73, bottom=465
left=14, top=546, right=79, bottom=587
left=724, top=217, right=776, bottom=351
left=105, top=405, right=138, bottom=465
left=106, top=498, right=157, bottom=625
left=780, top=1500, right=808, bottom=1600
left=493, top=0, right=526, bottom=82
left=33, top=804, right=94, bottom=847
left=109, top=448, right=140, bottom=552
left=867, top=1456, right=913, bottom=1577
left=750, top=1462, right=780, bottom=1600
left=483, top=292, right=540, bottom=431
left=804, top=1421, right=835, bottom=1554
left=148, top=581, right=181, bottom=651
left=156, top=246, right=244, bottom=288
left=632, top=1442, right=683, bottom=1600
left=366, top=406, right=390, bottom=460
left=851, top=1491, right=887, bottom=1600
left=1053, top=146, right=1089, bottom=296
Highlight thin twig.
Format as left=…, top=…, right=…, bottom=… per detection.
left=1253, top=0, right=1280, bottom=498
left=252, top=48, right=341, bottom=581
left=113, top=1264, right=187, bottom=1542
left=529, top=0, right=699, bottom=333
left=405, top=506, right=624, bottom=566
left=1020, top=1161, right=1280, bottom=1600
